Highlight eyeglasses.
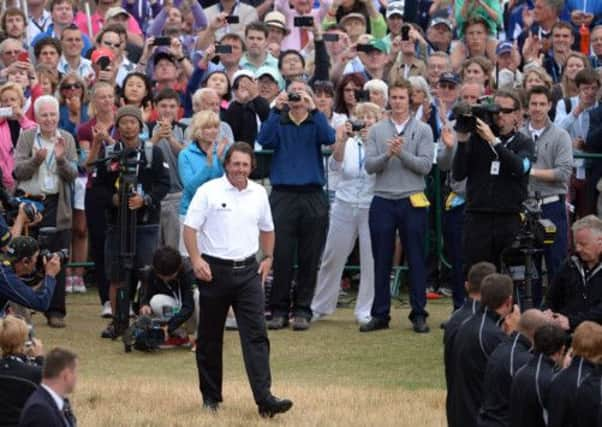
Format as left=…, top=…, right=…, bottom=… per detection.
left=2, top=50, right=21, bottom=55
left=61, top=83, right=82, bottom=90
left=102, top=41, right=121, bottom=48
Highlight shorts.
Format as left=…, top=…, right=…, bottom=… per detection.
left=105, top=224, right=159, bottom=282
left=73, top=176, right=88, bottom=211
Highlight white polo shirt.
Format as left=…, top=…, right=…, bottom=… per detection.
left=184, top=176, right=274, bottom=260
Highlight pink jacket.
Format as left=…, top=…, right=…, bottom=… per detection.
left=0, top=116, right=37, bottom=191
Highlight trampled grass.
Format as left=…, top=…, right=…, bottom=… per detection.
left=35, top=292, right=450, bottom=426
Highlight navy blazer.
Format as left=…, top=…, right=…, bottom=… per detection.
left=19, top=387, right=68, bottom=427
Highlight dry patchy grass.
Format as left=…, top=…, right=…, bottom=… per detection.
left=34, top=292, right=450, bottom=426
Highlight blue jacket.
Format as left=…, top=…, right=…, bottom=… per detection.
left=0, top=261, right=56, bottom=315
left=178, top=141, right=224, bottom=216
left=257, top=108, right=335, bottom=187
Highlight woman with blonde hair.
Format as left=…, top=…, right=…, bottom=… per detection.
left=57, top=72, right=89, bottom=138
left=311, top=102, right=381, bottom=325
left=0, top=82, right=36, bottom=191
left=461, top=56, right=495, bottom=94
left=559, top=52, right=591, bottom=99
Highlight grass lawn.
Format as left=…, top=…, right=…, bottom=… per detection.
left=36, top=291, right=450, bottom=426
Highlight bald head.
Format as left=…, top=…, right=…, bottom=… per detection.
left=517, top=309, right=549, bottom=342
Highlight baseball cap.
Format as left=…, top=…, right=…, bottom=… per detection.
left=232, top=69, right=255, bottom=86
left=7, top=236, right=38, bottom=261
left=153, top=50, right=177, bottom=66
left=429, top=17, right=453, bottom=31
left=496, top=41, right=513, bottom=55
left=255, top=66, right=284, bottom=90
left=369, top=38, right=388, bottom=53
left=386, top=1, right=405, bottom=19
left=264, top=11, right=290, bottom=35
left=91, top=47, right=115, bottom=64
left=439, top=72, right=461, bottom=86
left=105, top=6, right=129, bottom=20
left=340, top=13, right=366, bottom=26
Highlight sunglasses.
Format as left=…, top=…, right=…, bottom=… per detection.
left=62, top=83, right=82, bottom=90
left=496, top=107, right=517, bottom=114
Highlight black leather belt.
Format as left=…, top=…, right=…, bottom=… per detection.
left=202, top=254, right=256, bottom=269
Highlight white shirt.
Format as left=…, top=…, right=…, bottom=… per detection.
left=328, top=135, right=375, bottom=208
left=528, top=123, right=544, bottom=141
left=184, top=175, right=274, bottom=260
left=58, top=56, right=94, bottom=79
left=26, top=10, right=52, bottom=46
left=41, top=384, right=64, bottom=412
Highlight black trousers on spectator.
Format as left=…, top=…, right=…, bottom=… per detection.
left=462, top=212, right=521, bottom=273
left=85, top=186, right=109, bottom=304
left=268, top=189, right=328, bottom=320
left=34, top=195, right=69, bottom=318
left=195, top=258, right=271, bottom=405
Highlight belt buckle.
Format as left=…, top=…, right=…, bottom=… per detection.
left=232, top=260, right=246, bottom=270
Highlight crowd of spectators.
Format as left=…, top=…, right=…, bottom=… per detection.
left=0, top=0, right=602, bottom=422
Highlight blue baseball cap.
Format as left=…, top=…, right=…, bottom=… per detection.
left=496, top=41, right=513, bottom=56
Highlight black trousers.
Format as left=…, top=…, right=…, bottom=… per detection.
left=463, top=212, right=521, bottom=273
left=85, top=186, right=109, bottom=304
left=268, top=190, right=328, bottom=320
left=195, top=259, right=271, bottom=405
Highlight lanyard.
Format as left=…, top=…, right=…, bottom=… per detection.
left=36, top=133, right=56, bottom=170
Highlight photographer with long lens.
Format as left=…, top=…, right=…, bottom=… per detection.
left=0, top=232, right=61, bottom=316
left=452, top=90, right=535, bottom=272
left=95, top=106, right=170, bottom=339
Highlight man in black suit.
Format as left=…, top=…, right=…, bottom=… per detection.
left=19, top=348, right=78, bottom=427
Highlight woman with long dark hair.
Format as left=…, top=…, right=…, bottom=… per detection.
left=334, top=72, right=366, bottom=118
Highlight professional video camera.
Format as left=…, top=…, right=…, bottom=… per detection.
left=452, top=101, right=500, bottom=135
left=501, top=196, right=557, bottom=310
left=122, top=315, right=166, bottom=352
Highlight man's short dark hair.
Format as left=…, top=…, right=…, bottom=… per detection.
left=466, top=262, right=496, bottom=294
left=278, top=50, right=306, bottom=70
left=463, top=16, right=488, bottom=35
left=220, top=33, right=246, bottom=51
left=575, top=68, right=601, bottom=88
left=551, top=20, right=573, bottom=35
left=154, top=87, right=181, bottom=105
left=495, top=89, right=522, bottom=110
left=60, top=24, right=82, bottom=40
left=533, top=324, right=567, bottom=356
left=224, top=141, right=256, bottom=170
left=245, top=21, right=269, bottom=38
left=480, top=273, right=513, bottom=310
left=34, top=37, right=62, bottom=59
left=98, top=23, right=128, bottom=43
left=152, top=246, right=182, bottom=276
left=543, top=0, right=565, bottom=16
left=527, top=85, right=553, bottom=104
left=48, top=0, right=75, bottom=12
left=43, top=348, right=77, bottom=379
left=388, top=78, right=413, bottom=98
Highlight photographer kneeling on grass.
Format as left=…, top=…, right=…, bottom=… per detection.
left=0, top=224, right=61, bottom=316
left=138, top=246, right=196, bottom=348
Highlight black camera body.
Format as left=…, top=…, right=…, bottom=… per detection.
left=35, top=227, right=69, bottom=276
left=0, top=187, right=40, bottom=225
left=452, top=102, right=500, bottom=135
left=349, top=120, right=365, bottom=132
left=288, top=92, right=302, bottom=102
left=513, top=198, right=557, bottom=250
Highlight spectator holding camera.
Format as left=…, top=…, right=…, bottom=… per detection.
left=139, top=247, right=195, bottom=347
left=258, top=79, right=335, bottom=331
left=0, top=235, right=61, bottom=316
left=311, top=102, right=379, bottom=326
left=0, top=315, right=44, bottom=426
left=452, top=90, right=534, bottom=271
left=362, top=78, right=434, bottom=334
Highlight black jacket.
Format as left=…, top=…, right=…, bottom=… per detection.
left=548, top=356, right=596, bottom=427
left=585, top=104, right=602, bottom=198
left=510, top=353, right=558, bottom=427
left=574, top=364, right=602, bottom=427
left=95, top=140, right=170, bottom=226
left=547, top=256, right=602, bottom=330
left=139, top=265, right=195, bottom=335
left=223, top=96, right=270, bottom=146
left=478, top=332, right=533, bottom=427
left=19, top=386, right=69, bottom=427
left=0, top=355, right=42, bottom=427
left=453, top=131, right=534, bottom=214
left=448, top=307, right=509, bottom=427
